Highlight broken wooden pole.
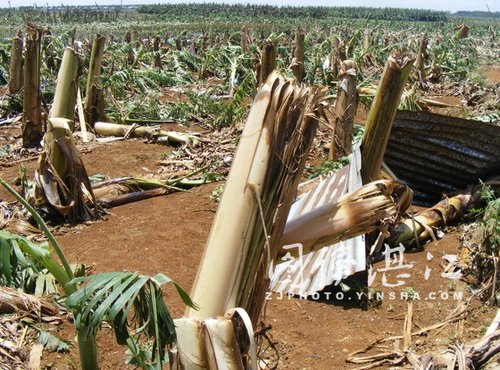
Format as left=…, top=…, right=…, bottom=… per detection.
left=360, top=53, right=414, bottom=184
left=329, top=60, right=358, bottom=161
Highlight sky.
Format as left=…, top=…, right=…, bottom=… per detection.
left=3, top=0, right=498, bottom=13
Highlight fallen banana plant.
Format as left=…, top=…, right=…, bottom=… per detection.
left=279, top=179, right=412, bottom=258
left=386, top=187, right=482, bottom=248
left=0, top=286, right=58, bottom=318
left=174, top=71, right=324, bottom=369
left=271, top=143, right=365, bottom=297
left=91, top=173, right=214, bottom=207
left=94, top=121, right=200, bottom=146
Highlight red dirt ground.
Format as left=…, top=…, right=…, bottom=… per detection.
left=1, top=126, right=496, bottom=369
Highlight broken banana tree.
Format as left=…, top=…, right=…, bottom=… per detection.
left=8, top=34, right=23, bottom=95
left=173, top=71, right=325, bottom=369
left=386, top=188, right=482, bottom=248
left=328, top=59, right=358, bottom=161
left=94, top=121, right=199, bottom=146
left=361, top=53, right=414, bottom=184
left=279, top=179, right=412, bottom=258
left=84, top=34, right=106, bottom=126
left=22, top=24, right=43, bottom=148
left=34, top=48, right=96, bottom=222
left=91, top=173, right=213, bottom=207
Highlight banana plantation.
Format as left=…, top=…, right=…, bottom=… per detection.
left=0, top=3, right=499, bottom=370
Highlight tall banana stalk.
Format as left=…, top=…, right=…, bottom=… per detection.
left=125, top=31, right=135, bottom=64
left=8, top=35, right=23, bottom=94
left=84, top=34, right=106, bottom=127
left=22, top=25, right=43, bottom=148
left=241, top=25, right=248, bottom=53
left=360, top=53, right=414, bottom=184
left=329, top=60, right=358, bottom=160
left=330, top=35, right=341, bottom=79
left=363, top=28, right=372, bottom=51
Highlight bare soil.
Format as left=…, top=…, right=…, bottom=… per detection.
left=483, top=64, right=500, bottom=84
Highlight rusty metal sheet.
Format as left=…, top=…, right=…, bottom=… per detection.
left=385, top=110, right=500, bottom=206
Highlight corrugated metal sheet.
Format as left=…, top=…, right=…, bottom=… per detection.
left=270, top=143, right=365, bottom=296
left=385, top=110, right=500, bottom=206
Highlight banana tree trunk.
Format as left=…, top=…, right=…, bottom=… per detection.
left=153, top=35, right=162, bottom=68
left=51, top=48, right=80, bottom=125
left=22, top=25, right=42, bottom=148
left=125, top=31, right=135, bottom=64
left=360, top=53, right=414, bottom=184
left=35, top=47, right=96, bottom=222
left=258, top=41, right=276, bottom=85
left=329, top=60, right=358, bottom=160
left=84, top=34, right=106, bottom=127
left=363, top=28, right=371, bottom=51
left=414, top=33, right=428, bottom=81
left=8, top=36, right=23, bottom=94
left=177, top=71, right=324, bottom=369
left=94, top=121, right=199, bottom=146
left=186, top=72, right=323, bottom=325
left=330, top=35, right=340, bottom=80
left=279, top=180, right=412, bottom=257
left=291, top=30, right=305, bottom=82
left=241, top=26, right=248, bottom=53
left=387, top=190, right=480, bottom=247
